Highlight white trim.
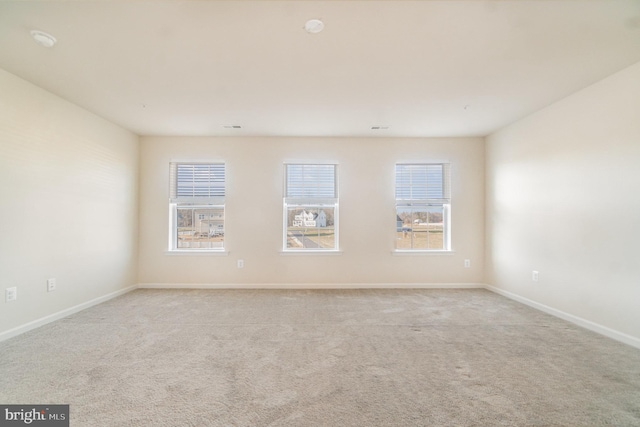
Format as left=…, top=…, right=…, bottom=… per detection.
left=165, top=250, right=229, bottom=256
left=279, top=250, right=343, bottom=256
left=392, top=250, right=456, bottom=256
left=0, top=285, right=137, bottom=343
left=138, top=282, right=485, bottom=289
left=4, top=282, right=637, bottom=351
left=283, top=160, right=340, bottom=165
left=484, top=284, right=640, bottom=350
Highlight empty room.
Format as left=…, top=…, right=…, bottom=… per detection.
left=1, top=1, right=640, bottom=426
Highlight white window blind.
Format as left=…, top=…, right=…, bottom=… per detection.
left=170, top=163, right=225, bottom=202
left=285, top=164, right=337, bottom=199
left=395, top=163, right=450, bottom=203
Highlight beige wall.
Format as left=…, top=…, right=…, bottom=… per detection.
left=139, top=136, right=484, bottom=285
left=485, top=61, right=640, bottom=341
left=0, top=69, right=139, bottom=336
left=3, top=56, right=638, bottom=344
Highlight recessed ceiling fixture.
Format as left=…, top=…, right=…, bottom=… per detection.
left=30, top=30, right=57, bottom=48
left=223, top=125, right=242, bottom=129
left=304, top=19, right=324, bottom=34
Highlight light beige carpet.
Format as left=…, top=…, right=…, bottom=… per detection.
left=1, top=288, right=639, bottom=426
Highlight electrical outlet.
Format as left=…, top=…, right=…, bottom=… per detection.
left=532, top=271, right=539, bottom=282
left=47, top=278, right=56, bottom=292
left=464, top=259, right=471, bottom=268
left=237, top=259, right=244, bottom=269
left=6, top=287, right=17, bottom=302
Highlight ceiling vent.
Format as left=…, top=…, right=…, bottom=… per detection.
left=371, top=126, right=390, bottom=130
left=223, top=125, right=242, bottom=129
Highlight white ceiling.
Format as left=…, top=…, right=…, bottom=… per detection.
left=1, top=0, right=640, bottom=137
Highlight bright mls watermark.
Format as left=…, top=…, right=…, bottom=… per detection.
left=0, top=405, right=68, bottom=426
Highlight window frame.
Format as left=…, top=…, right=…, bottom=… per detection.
left=395, top=163, right=451, bottom=252
left=168, top=162, right=226, bottom=253
left=283, top=163, right=339, bottom=252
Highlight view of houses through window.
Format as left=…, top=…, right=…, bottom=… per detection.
left=169, top=162, right=225, bottom=251
left=284, top=164, right=338, bottom=250
left=285, top=206, right=336, bottom=249
left=176, top=206, right=224, bottom=250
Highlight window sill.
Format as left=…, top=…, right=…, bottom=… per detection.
left=165, top=250, right=229, bottom=256
left=392, top=250, right=455, bottom=256
left=279, top=250, right=343, bottom=256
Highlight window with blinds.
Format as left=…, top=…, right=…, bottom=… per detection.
left=395, top=163, right=451, bottom=251
left=169, top=162, right=225, bottom=251
left=285, top=164, right=336, bottom=199
left=170, top=163, right=225, bottom=201
left=284, top=164, right=338, bottom=251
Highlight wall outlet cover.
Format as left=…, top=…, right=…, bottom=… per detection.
left=6, top=287, right=17, bottom=302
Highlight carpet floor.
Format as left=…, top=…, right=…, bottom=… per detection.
left=1, top=288, right=639, bottom=426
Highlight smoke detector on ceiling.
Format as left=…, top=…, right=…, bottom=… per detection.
left=31, top=30, right=57, bottom=48
left=304, top=19, right=324, bottom=34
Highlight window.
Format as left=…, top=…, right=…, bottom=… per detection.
left=169, top=163, right=225, bottom=251
left=395, top=163, right=451, bottom=251
left=284, top=164, right=338, bottom=251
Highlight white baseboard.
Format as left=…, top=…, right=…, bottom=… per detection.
left=5, top=283, right=637, bottom=351
left=137, top=282, right=486, bottom=290
left=0, top=285, right=137, bottom=343
left=484, top=284, right=640, bottom=350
